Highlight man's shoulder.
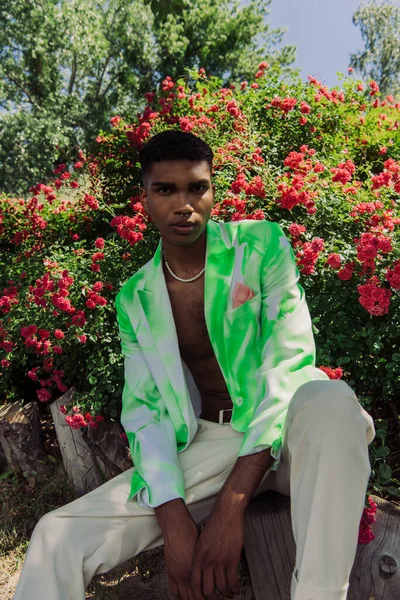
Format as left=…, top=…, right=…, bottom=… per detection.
left=114, top=267, right=145, bottom=310
left=222, top=218, right=280, bottom=244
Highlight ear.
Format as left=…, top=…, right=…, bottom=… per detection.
left=140, top=186, right=149, bottom=213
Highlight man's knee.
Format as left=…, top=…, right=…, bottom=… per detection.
left=31, top=510, right=69, bottom=550
left=288, top=379, right=356, bottom=419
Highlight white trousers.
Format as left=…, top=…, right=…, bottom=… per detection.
left=13, top=379, right=376, bottom=600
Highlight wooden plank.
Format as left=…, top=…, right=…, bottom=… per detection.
left=348, top=495, right=400, bottom=600
left=244, top=491, right=294, bottom=600
left=244, top=491, right=400, bottom=600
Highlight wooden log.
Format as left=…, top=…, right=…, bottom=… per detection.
left=83, top=421, right=132, bottom=480
left=348, top=495, right=400, bottom=600
left=0, top=400, right=50, bottom=486
left=50, top=387, right=103, bottom=496
left=50, top=386, right=132, bottom=496
left=244, top=491, right=400, bottom=600
left=0, top=439, right=7, bottom=472
left=244, top=491, right=294, bottom=600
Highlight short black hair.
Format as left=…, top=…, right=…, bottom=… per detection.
left=139, top=129, right=214, bottom=186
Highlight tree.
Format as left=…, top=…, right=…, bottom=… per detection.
left=350, top=0, right=400, bottom=97
left=0, top=0, right=296, bottom=195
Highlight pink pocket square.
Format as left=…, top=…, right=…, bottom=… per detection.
left=232, top=282, right=255, bottom=309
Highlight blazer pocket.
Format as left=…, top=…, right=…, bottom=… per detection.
left=226, top=291, right=261, bottom=322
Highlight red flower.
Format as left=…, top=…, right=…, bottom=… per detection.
left=327, top=253, right=341, bottom=269
left=300, top=101, right=311, bottom=114
left=318, top=366, right=343, bottom=379
left=37, top=388, right=52, bottom=402
left=369, top=80, right=380, bottom=96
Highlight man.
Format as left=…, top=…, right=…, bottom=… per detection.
left=14, top=130, right=376, bottom=600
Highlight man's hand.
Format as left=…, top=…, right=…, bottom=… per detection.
left=190, top=447, right=274, bottom=599
left=190, top=507, right=243, bottom=599
left=155, top=498, right=202, bottom=600
left=163, top=512, right=201, bottom=600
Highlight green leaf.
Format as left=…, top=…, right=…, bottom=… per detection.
left=375, top=429, right=386, bottom=441
left=378, top=463, right=392, bottom=484
left=0, top=469, right=13, bottom=481
left=375, top=446, right=390, bottom=458
left=387, top=486, right=400, bottom=498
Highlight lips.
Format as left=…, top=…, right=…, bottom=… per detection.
left=171, top=221, right=195, bottom=227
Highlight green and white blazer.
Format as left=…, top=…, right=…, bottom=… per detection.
left=115, top=218, right=329, bottom=508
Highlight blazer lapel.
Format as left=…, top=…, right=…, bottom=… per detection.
left=123, top=219, right=243, bottom=443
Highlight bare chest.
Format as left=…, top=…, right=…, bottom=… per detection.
left=164, top=268, right=231, bottom=402
left=165, top=274, right=211, bottom=361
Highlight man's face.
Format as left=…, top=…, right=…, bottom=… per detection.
left=140, top=159, right=215, bottom=245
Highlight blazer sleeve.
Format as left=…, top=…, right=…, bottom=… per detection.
left=115, top=292, right=186, bottom=509
left=237, top=222, right=329, bottom=468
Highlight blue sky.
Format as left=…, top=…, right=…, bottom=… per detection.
left=243, top=0, right=400, bottom=88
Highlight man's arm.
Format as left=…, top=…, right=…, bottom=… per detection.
left=115, top=292, right=188, bottom=509
left=214, top=448, right=274, bottom=515
left=237, top=222, right=329, bottom=466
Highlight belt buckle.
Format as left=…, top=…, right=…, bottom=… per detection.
left=218, top=408, right=233, bottom=425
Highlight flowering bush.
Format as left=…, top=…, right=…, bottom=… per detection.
left=1, top=64, right=399, bottom=502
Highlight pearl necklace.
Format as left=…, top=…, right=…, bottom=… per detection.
left=163, top=212, right=205, bottom=282
left=163, top=250, right=205, bottom=282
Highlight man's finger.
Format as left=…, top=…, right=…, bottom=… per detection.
left=202, top=567, right=219, bottom=600
left=178, top=581, right=189, bottom=600
left=169, top=578, right=180, bottom=599
left=226, top=563, right=241, bottom=596
left=215, top=566, right=233, bottom=598
left=190, top=562, right=205, bottom=600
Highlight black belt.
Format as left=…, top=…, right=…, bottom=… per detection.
left=199, top=408, right=233, bottom=424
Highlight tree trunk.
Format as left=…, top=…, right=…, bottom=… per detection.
left=0, top=400, right=50, bottom=487
left=50, top=386, right=132, bottom=496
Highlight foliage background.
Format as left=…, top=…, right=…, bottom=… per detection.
left=0, top=0, right=296, bottom=195
left=1, top=61, right=399, bottom=499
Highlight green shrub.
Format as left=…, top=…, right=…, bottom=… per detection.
left=1, top=64, right=399, bottom=498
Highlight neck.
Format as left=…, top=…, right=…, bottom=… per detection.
left=162, top=231, right=206, bottom=280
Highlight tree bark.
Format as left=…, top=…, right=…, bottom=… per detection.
left=0, top=400, right=50, bottom=487
left=50, top=386, right=132, bottom=496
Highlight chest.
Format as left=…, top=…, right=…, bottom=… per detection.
left=165, top=274, right=213, bottom=361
